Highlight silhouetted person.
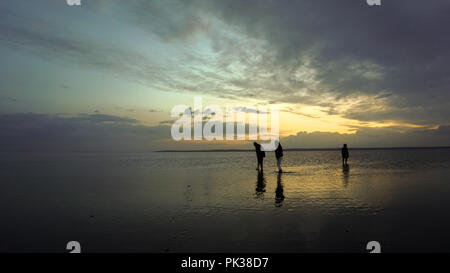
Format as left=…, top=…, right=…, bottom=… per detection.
left=274, top=140, right=283, bottom=173
left=341, top=144, right=349, bottom=166
left=253, top=142, right=265, bottom=171
left=275, top=172, right=285, bottom=207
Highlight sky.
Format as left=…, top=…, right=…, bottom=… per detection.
left=0, top=0, right=450, bottom=151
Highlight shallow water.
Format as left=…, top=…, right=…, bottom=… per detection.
left=1, top=149, right=450, bottom=252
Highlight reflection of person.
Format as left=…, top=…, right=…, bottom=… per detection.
left=342, top=164, right=350, bottom=187
left=255, top=171, right=266, bottom=199
left=274, top=140, right=283, bottom=173
left=275, top=172, right=285, bottom=207
left=341, top=144, right=349, bottom=166
left=253, top=142, right=265, bottom=171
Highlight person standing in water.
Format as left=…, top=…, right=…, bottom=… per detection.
left=253, top=142, right=265, bottom=171
left=275, top=140, right=283, bottom=173
left=341, top=144, right=349, bottom=166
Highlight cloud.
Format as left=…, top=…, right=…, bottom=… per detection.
left=0, top=112, right=258, bottom=151
left=1, top=0, right=450, bottom=129
left=202, top=1, right=450, bottom=122
left=128, top=0, right=212, bottom=42
left=0, top=112, right=447, bottom=152
left=74, top=113, right=139, bottom=124
left=232, top=106, right=269, bottom=114
left=0, top=113, right=169, bottom=152
left=0, top=96, right=20, bottom=103
left=283, top=126, right=450, bottom=148
left=0, top=3, right=178, bottom=93
left=376, top=93, right=393, bottom=99
left=159, top=119, right=174, bottom=125
left=119, top=0, right=450, bottom=127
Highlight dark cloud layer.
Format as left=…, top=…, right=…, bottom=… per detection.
left=207, top=1, right=450, bottom=124
left=0, top=113, right=168, bottom=152
left=126, top=0, right=450, bottom=125
left=283, top=126, right=450, bottom=148
left=0, top=113, right=448, bottom=151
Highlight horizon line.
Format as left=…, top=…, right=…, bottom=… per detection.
left=154, top=146, right=450, bottom=153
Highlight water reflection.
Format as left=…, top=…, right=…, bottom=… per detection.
left=275, top=172, right=285, bottom=207
left=255, top=171, right=266, bottom=199
left=342, top=164, right=350, bottom=187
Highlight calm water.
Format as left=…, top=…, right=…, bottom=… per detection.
left=1, top=149, right=450, bottom=252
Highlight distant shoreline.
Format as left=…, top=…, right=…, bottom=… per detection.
left=2, top=146, right=450, bottom=153
left=154, top=146, right=450, bottom=153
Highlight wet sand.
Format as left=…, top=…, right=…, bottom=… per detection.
left=1, top=149, right=450, bottom=252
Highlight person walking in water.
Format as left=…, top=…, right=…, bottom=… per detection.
left=275, top=140, right=283, bottom=173
left=253, top=142, right=265, bottom=171
left=341, top=144, right=349, bottom=166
